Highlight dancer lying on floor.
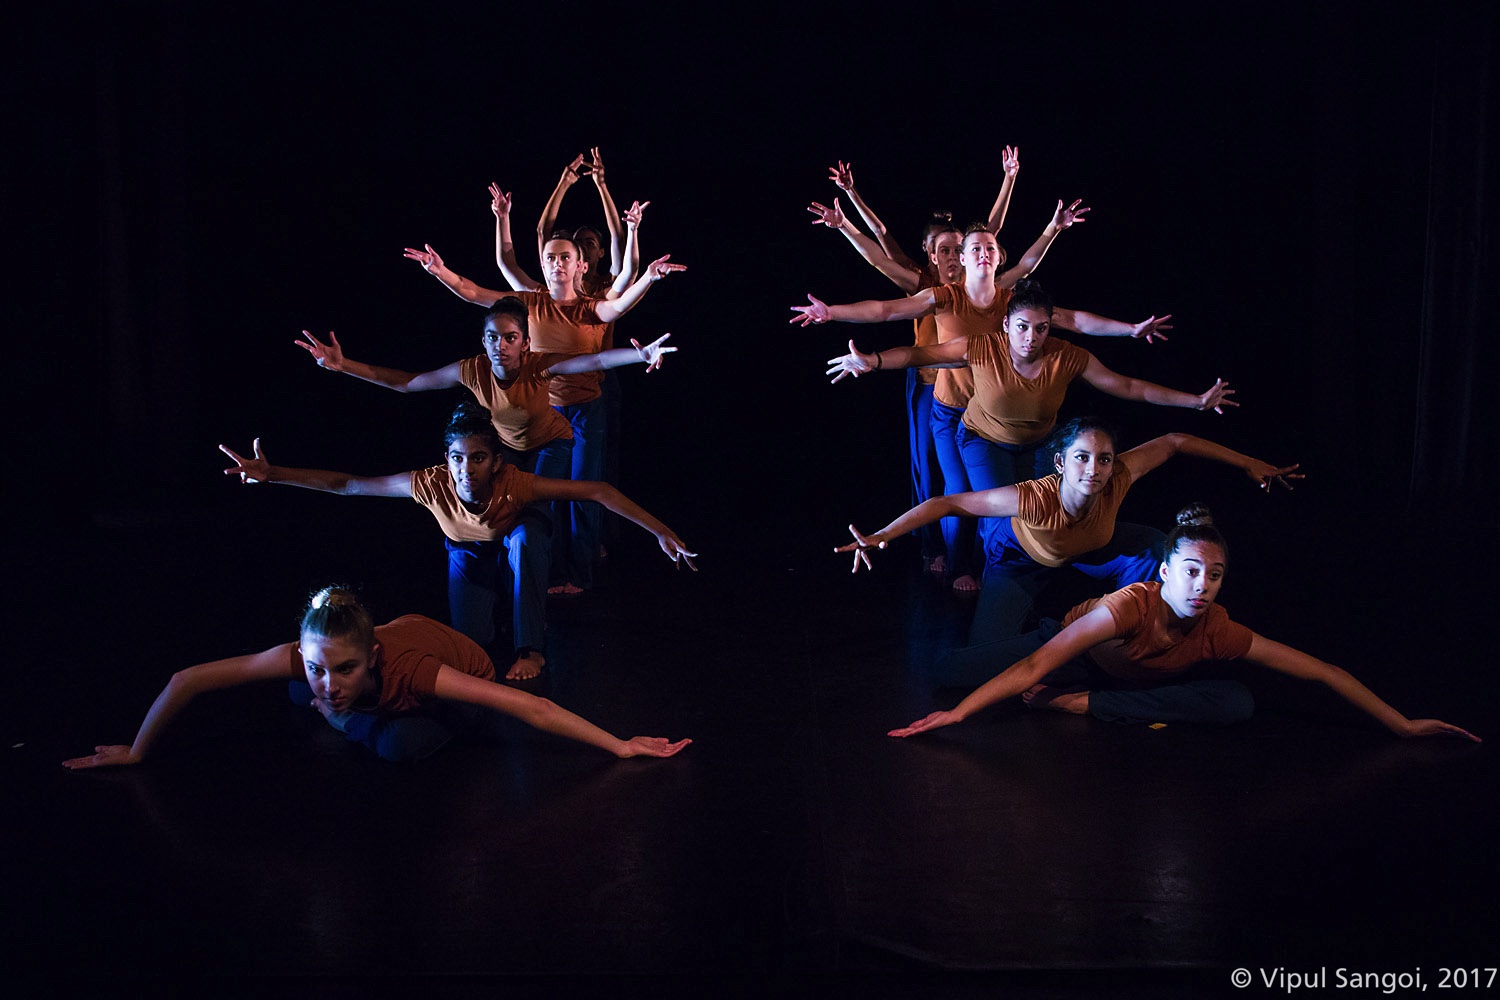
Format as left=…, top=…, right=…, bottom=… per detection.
left=887, top=505, right=1478, bottom=741
left=63, top=586, right=692, bottom=767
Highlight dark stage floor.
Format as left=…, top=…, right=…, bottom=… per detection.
left=6, top=498, right=1496, bottom=997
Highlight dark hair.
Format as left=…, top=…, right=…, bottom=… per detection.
left=1007, top=278, right=1054, bottom=318
left=920, top=212, right=962, bottom=254
left=1047, top=415, right=1119, bottom=464
left=300, top=586, right=376, bottom=651
left=572, top=225, right=604, bottom=248
left=544, top=230, right=580, bottom=256
left=961, top=222, right=1008, bottom=267
left=1164, top=503, right=1229, bottom=563
left=444, top=401, right=503, bottom=452
left=483, top=298, right=529, bottom=339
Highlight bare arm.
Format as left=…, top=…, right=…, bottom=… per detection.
left=490, top=184, right=543, bottom=292
left=295, top=330, right=464, bottom=393
left=790, top=287, right=939, bottom=327
left=1052, top=307, right=1173, bottom=344
left=594, top=254, right=686, bottom=325
left=889, top=608, right=1121, bottom=737
left=1080, top=355, right=1238, bottom=414
left=997, top=199, right=1089, bottom=288
left=547, top=334, right=676, bottom=375
left=824, top=337, right=967, bottom=383
left=218, top=438, right=414, bottom=498
left=604, top=200, right=647, bottom=299
left=403, top=244, right=507, bottom=307
left=807, top=198, right=924, bottom=293
left=829, top=160, right=922, bottom=270
left=986, top=145, right=1021, bottom=232
left=1244, top=634, right=1479, bottom=741
left=533, top=478, right=697, bottom=568
left=63, top=642, right=298, bottom=768
left=831, top=487, right=1021, bottom=572
left=586, top=147, right=629, bottom=277
left=537, top=154, right=585, bottom=261
left=1118, top=432, right=1303, bottom=489
left=432, top=666, right=691, bottom=757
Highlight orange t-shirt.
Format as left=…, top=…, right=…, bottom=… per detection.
left=1010, top=465, right=1136, bottom=567
left=962, top=335, right=1092, bottom=446
left=458, top=352, right=574, bottom=452
left=912, top=270, right=941, bottom=387
left=929, top=282, right=1012, bottom=409
left=506, top=290, right=609, bottom=407
left=1061, top=582, right=1254, bottom=684
left=289, top=614, right=496, bottom=714
left=409, top=464, right=539, bottom=543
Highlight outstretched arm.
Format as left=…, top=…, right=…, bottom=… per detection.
left=587, top=147, right=630, bottom=278
left=832, top=487, right=1021, bottom=572
left=986, top=145, right=1021, bottom=232
left=547, top=334, right=677, bottom=375
left=807, top=198, right=924, bottom=293
left=889, top=608, right=1120, bottom=737
left=432, top=666, right=691, bottom=757
left=490, top=184, right=543, bottom=292
left=997, top=198, right=1089, bottom=288
left=828, top=160, right=921, bottom=270
left=1079, top=355, right=1238, bottom=414
left=218, top=438, right=414, bottom=498
left=403, top=244, right=508, bottom=307
left=537, top=154, right=586, bottom=261
left=295, top=330, right=464, bottom=393
left=603, top=199, right=647, bottom=299
left=1119, top=432, right=1303, bottom=489
left=533, top=478, right=697, bottom=569
left=824, top=337, right=967, bottom=383
left=594, top=254, right=686, bottom=324
left=1052, top=307, right=1173, bottom=344
left=790, top=287, right=939, bottom=328
left=63, top=642, right=297, bottom=768
left=1245, top=635, right=1479, bottom=741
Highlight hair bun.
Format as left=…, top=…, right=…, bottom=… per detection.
left=1175, top=503, right=1214, bottom=528
left=310, top=586, right=356, bottom=610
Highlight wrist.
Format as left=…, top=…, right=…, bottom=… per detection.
left=873, top=351, right=883, bottom=370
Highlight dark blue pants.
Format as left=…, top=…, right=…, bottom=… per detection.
left=930, top=398, right=977, bottom=579
left=445, top=507, right=551, bottom=654
left=288, top=682, right=483, bottom=761
left=957, top=423, right=1052, bottom=553
left=905, top=372, right=943, bottom=560
left=552, top=397, right=607, bottom=589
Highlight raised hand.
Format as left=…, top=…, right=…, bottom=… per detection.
left=402, top=244, right=445, bottom=273
left=1130, top=314, right=1173, bottom=344
left=806, top=198, right=845, bottom=229
left=1003, top=145, right=1020, bottom=176
left=220, top=438, right=271, bottom=485
left=888, top=710, right=963, bottom=738
left=617, top=736, right=693, bottom=758
left=295, top=330, right=346, bottom=372
left=587, top=146, right=606, bottom=185
left=560, top=153, right=586, bottom=185
left=1400, top=719, right=1481, bottom=742
left=1197, top=378, right=1238, bottom=414
left=488, top=183, right=512, bottom=219
left=789, top=294, right=831, bottom=327
left=645, top=254, right=685, bottom=282
left=632, top=333, right=676, bottom=372
left=828, top=160, right=855, bottom=191
left=62, top=745, right=140, bottom=769
left=657, top=532, right=699, bottom=570
left=1243, top=459, right=1303, bottom=492
left=1051, top=198, right=1090, bottom=230
left=825, top=340, right=876, bottom=383
left=624, top=199, right=650, bottom=228
left=832, top=523, right=886, bottom=572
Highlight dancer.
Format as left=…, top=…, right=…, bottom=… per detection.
left=888, top=506, right=1478, bottom=741
left=63, top=586, right=691, bottom=768
left=835, top=417, right=1299, bottom=645
left=535, top=148, right=637, bottom=297
left=218, top=402, right=696, bottom=680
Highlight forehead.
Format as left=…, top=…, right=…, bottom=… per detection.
left=964, top=232, right=998, bottom=250
left=299, top=633, right=369, bottom=664
left=1172, top=540, right=1227, bottom=568
left=543, top=239, right=578, bottom=256
left=1008, top=307, right=1050, bottom=325
left=484, top=315, right=526, bottom=336
left=1065, top=429, right=1115, bottom=453
left=932, top=231, right=962, bottom=248
left=447, top=434, right=492, bottom=457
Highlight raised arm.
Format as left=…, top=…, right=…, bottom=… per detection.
left=432, top=666, right=691, bottom=757
left=295, top=330, right=464, bottom=393
left=832, top=487, right=1021, bottom=572
left=1079, top=355, right=1238, bottom=414
left=997, top=198, right=1089, bottom=288
left=593, top=254, right=686, bottom=325
left=537, top=154, right=586, bottom=261
left=587, top=147, right=630, bottom=278
left=807, top=197, right=924, bottom=293
left=1052, top=307, right=1173, bottom=344
left=824, top=337, right=968, bottom=382
left=63, top=642, right=297, bottom=769
left=403, top=244, right=507, bottom=307
left=1118, top=432, right=1303, bottom=489
left=1244, top=635, right=1479, bottom=741
left=547, top=334, right=677, bottom=375
left=218, top=438, right=415, bottom=498
left=533, top=478, right=697, bottom=569
left=889, top=607, right=1121, bottom=737
left=490, top=184, right=543, bottom=292
left=829, top=160, right=922, bottom=270
left=986, top=145, right=1021, bottom=233
left=603, top=199, right=647, bottom=299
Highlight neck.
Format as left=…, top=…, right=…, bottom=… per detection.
left=964, top=271, right=996, bottom=301
left=547, top=279, right=579, bottom=303
left=1057, top=479, right=1099, bottom=519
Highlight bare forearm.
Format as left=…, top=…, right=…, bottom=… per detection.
left=1009, top=222, right=1062, bottom=278
left=430, top=265, right=501, bottom=306
left=1112, top=377, right=1205, bottom=408
left=987, top=175, right=1017, bottom=232
left=1321, top=664, right=1412, bottom=736
left=1166, top=433, right=1259, bottom=471
left=126, top=674, right=199, bottom=761
left=595, top=180, right=625, bottom=277
left=595, top=483, right=673, bottom=539
left=1054, top=308, right=1133, bottom=337
left=337, top=358, right=420, bottom=392
left=514, top=695, right=631, bottom=755
left=951, top=656, right=1048, bottom=720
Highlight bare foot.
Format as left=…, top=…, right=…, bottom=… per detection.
left=1021, top=684, right=1089, bottom=715
left=506, top=650, right=546, bottom=681
left=926, top=554, right=947, bottom=577
left=951, top=574, right=979, bottom=593
left=547, top=582, right=585, bottom=596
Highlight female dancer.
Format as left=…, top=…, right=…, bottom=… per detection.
left=64, top=586, right=691, bottom=768
left=835, top=417, right=1299, bottom=645
left=218, top=402, right=696, bottom=680
left=534, top=148, right=637, bottom=297
left=888, top=506, right=1478, bottom=742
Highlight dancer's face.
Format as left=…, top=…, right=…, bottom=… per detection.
left=543, top=239, right=586, bottom=289
left=575, top=229, right=606, bottom=266
left=962, top=231, right=1001, bottom=274
left=1053, top=429, right=1115, bottom=497
left=928, top=232, right=963, bottom=282
left=446, top=434, right=500, bottom=504
left=483, top=314, right=528, bottom=371
left=1158, top=541, right=1227, bottom=619
left=1004, top=307, right=1051, bottom=363
left=300, top=633, right=379, bottom=713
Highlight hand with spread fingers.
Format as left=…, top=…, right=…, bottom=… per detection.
left=220, top=438, right=271, bottom=485
left=1130, top=314, right=1173, bottom=344
left=295, top=330, right=346, bottom=372
left=632, top=333, right=676, bottom=372
left=402, top=243, right=445, bottom=273
left=824, top=341, right=876, bottom=383
left=1197, top=378, right=1238, bottom=414
left=807, top=198, right=845, bottom=229
left=832, top=524, right=887, bottom=573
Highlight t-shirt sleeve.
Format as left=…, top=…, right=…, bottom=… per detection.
left=966, top=331, right=999, bottom=368
left=1208, top=613, right=1255, bottom=660
left=929, top=284, right=954, bottom=312
left=408, top=467, right=439, bottom=508
left=1097, top=585, right=1148, bottom=636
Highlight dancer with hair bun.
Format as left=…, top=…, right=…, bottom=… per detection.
left=63, top=586, right=691, bottom=767
left=888, top=506, right=1479, bottom=741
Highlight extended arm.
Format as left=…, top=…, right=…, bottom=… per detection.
left=997, top=199, right=1089, bottom=288
left=832, top=487, right=1021, bottom=571
left=986, top=145, right=1021, bottom=232
left=63, top=642, right=297, bottom=768
left=403, top=244, right=507, bottom=307
left=593, top=254, right=685, bottom=324
left=790, top=286, right=938, bottom=328
left=1245, top=635, right=1479, bottom=741
left=432, top=666, right=691, bottom=757
left=1080, top=355, right=1237, bottom=414
left=889, top=608, right=1120, bottom=737
left=1052, top=307, right=1173, bottom=344
left=827, top=160, right=922, bottom=270
left=295, top=330, right=464, bottom=392
left=537, top=154, right=586, bottom=261
left=807, top=198, right=924, bottom=293
left=547, top=334, right=676, bottom=374
left=1119, top=432, right=1303, bottom=489
left=218, top=439, right=414, bottom=497
left=604, top=200, right=647, bottom=298
left=533, top=479, right=697, bottom=568
left=824, top=337, right=967, bottom=382
left=490, top=184, right=543, bottom=292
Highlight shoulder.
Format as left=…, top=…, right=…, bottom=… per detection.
left=409, top=465, right=447, bottom=500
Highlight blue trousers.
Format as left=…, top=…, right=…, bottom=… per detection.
left=288, top=682, right=483, bottom=761
left=932, top=620, right=1255, bottom=726
left=968, top=517, right=1165, bottom=646
left=957, top=423, right=1052, bottom=553
left=905, top=372, right=943, bottom=559
left=930, top=398, right=978, bottom=579
left=446, top=507, right=551, bottom=654
left=552, top=397, right=607, bottom=589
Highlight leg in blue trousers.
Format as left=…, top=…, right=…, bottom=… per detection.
left=929, top=399, right=977, bottom=584
left=552, top=397, right=606, bottom=591
left=906, top=371, right=943, bottom=563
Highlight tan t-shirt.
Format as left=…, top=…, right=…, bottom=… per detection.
left=929, top=282, right=1012, bottom=408
left=1011, top=465, right=1136, bottom=567
left=458, top=352, right=574, bottom=452
left=1062, top=582, right=1254, bottom=684
left=962, top=334, right=1092, bottom=446
left=289, top=614, right=496, bottom=714
left=507, top=290, right=608, bottom=407
left=409, top=464, right=539, bottom=543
